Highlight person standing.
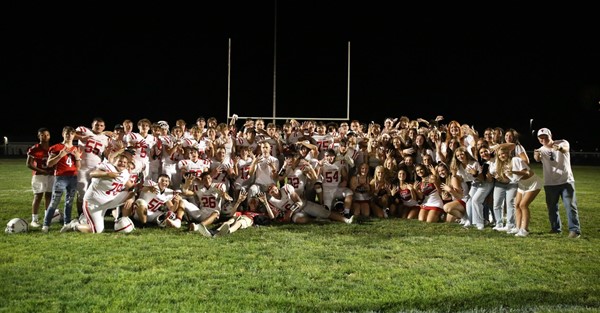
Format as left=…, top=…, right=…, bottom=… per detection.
left=231, top=145, right=255, bottom=200
left=26, top=127, right=55, bottom=228
left=493, top=143, right=542, bottom=237
left=124, top=118, right=157, bottom=183
left=209, top=146, right=235, bottom=196
left=248, top=142, right=279, bottom=194
left=42, top=126, right=81, bottom=233
left=489, top=147, right=518, bottom=233
left=534, top=128, right=582, bottom=238
left=75, top=117, right=110, bottom=216
left=504, top=128, right=529, bottom=164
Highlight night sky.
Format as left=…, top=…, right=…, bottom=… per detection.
left=3, top=5, right=599, bottom=150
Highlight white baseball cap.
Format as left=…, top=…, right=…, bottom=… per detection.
left=537, top=128, right=552, bottom=138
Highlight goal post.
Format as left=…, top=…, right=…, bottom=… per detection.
left=226, top=40, right=351, bottom=124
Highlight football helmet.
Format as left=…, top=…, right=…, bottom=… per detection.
left=114, top=217, right=135, bottom=233
left=5, top=218, right=28, bottom=234
left=332, top=200, right=345, bottom=214
left=156, top=211, right=175, bottom=228
left=44, top=210, right=63, bottom=224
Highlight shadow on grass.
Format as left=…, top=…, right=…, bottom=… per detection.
left=261, top=288, right=600, bottom=312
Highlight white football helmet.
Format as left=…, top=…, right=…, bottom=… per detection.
left=155, top=211, right=175, bottom=228
left=45, top=210, right=63, bottom=224
left=114, top=217, right=135, bottom=233
left=5, top=218, right=28, bottom=234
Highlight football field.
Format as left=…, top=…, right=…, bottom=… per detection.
left=1, top=159, right=599, bottom=313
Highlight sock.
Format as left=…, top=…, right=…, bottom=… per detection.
left=32, top=214, right=39, bottom=221
left=343, top=208, right=350, bottom=215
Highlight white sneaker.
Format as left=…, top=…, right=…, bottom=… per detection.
left=167, top=218, right=182, bottom=229
left=197, top=224, right=213, bottom=238
left=345, top=215, right=354, bottom=224
left=492, top=224, right=504, bottom=231
left=515, top=229, right=529, bottom=237
left=216, top=223, right=230, bottom=237
left=41, top=226, right=49, bottom=233
left=69, top=219, right=80, bottom=231
left=30, top=220, right=41, bottom=228
left=188, top=223, right=199, bottom=232
left=60, top=222, right=73, bottom=233
left=507, top=227, right=519, bottom=234
left=476, top=224, right=485, bottom=230
left=79, top=215, right=88, bottom=225
left=462, top=219, right=472, bottom=228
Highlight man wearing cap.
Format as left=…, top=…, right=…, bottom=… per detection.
left=534, top=128, right=581, bottom=238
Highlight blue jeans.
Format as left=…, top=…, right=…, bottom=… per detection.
left=493, top=181, right=517, bottom=228
left=544, top=182, right=581, bottom=234
left=469, top=181, right=494, bottom=227
left=43, top=175, right=78, bottom=227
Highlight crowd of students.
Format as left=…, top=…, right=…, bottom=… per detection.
left=25, top=115, right=582, bottom=238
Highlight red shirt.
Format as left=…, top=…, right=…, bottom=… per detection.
left=27, top=143, right=51, bottom=176
left=48, top=144, right=79, bottom=176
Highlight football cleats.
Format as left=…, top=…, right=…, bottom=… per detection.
left=5, top=218, right=28, bottom=234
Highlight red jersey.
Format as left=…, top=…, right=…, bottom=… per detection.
left=27, top=143, right=51, bottom=176
left=48, top=144, right=79, bottom=176
left=242, top=211, right=263, bottom=219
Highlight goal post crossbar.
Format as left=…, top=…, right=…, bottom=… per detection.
left=230, top=116, right=349, bottom=121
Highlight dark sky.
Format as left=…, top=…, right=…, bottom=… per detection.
left=2, top=5, right=599, bottom=150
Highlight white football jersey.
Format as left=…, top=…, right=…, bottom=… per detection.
left=124, top=132, right=157, bottom=164
left=194, top=183, right=228, bottom=211
left=266, top=184, right=297, bottom=211
left=137, top=186, right=177, bottom=213
left=83, top=161, right=131, bottom=205
left=76, top=126, right=110, bottom=169
left=320, top=161, right=343, bottom=189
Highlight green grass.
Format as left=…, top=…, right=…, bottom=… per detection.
left=1, top=159, right=599, bottom=313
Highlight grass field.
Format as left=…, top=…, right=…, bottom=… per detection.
left=1, top=159, right=599, bottom=313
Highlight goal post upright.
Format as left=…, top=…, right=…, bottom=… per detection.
left=225, top=32, right=351, bottom=123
